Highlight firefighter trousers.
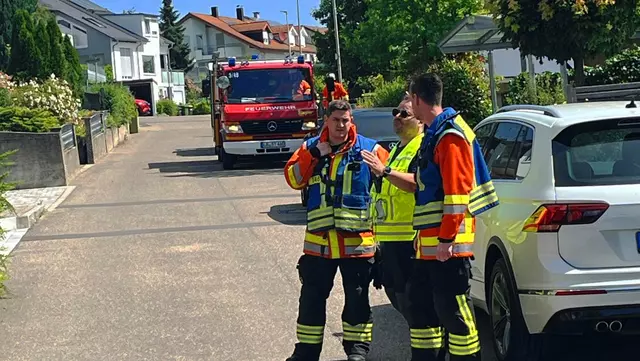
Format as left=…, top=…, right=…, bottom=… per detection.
left=409, top=257, right=480, bottom=361
left=379, top=241, right=415, bottom=325
left=291, top=254, right=374, bottom=361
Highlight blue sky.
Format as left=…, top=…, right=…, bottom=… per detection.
left=98, top=0, right=323, bottom=26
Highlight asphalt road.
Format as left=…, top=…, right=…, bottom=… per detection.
left=0, top=116, right=634, bottom=361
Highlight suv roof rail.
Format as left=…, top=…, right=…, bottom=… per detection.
left=496, top=104, right=562, bottom=118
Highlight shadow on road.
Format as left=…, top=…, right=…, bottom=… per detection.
left=173, top=147, right=217, bottom=157
left=266, top=203, right=306, bottom=226
left=147, top=159, right=285, bottom=178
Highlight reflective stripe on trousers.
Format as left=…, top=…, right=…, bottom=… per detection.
left=296, top=323, right=324, bottom=344
left=410, top=326, right=444, bottom=349
left=448, top=295, right=480, bottom=356
left=342, top=322, right=373, bottom=342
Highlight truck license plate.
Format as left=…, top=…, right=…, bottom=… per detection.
left=260, top=141, right=285, bottom=149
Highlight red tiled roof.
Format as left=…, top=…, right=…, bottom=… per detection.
left=231, top=21, right=271, bottom=33
left=183, top=13, right=317, bottom=54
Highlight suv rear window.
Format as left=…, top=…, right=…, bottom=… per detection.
left=552, top=118, right=640, bottom=186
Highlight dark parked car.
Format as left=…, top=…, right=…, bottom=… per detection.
left=300, top=107, right=399, bottom=206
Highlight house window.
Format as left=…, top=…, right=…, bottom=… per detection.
left=71, top=24, right=88, bottom=49
left=196, top=35, right=203, bottom=50
left=215, top=33, right=225, bottom=48
left=119, top=48, right=133, bottom=78
left=143, top=55, right=155, bottom=74
left=144, top=19, right=151, bottom=34
left=57, top=19, right=71, bottom=29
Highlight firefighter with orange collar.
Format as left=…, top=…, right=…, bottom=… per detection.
left=408, top=73, right=500, bottom=361
left=284, top=99, right=389, bottom=361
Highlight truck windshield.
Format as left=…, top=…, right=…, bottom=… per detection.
left=225, top=68, right=313, bottom=103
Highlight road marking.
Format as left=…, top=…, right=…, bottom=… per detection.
left=21, top=221, right=287, bottom=241
left=57, top=193, right=299, bottom=209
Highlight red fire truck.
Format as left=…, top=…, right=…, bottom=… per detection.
left=208, top=55, right=320, bottom=170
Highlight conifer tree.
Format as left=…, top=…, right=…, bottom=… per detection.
left=159, top=0, right=192, bottom=71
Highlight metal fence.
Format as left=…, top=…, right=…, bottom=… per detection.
left=568, top=82, right=640, bottom=103
left=60, top=123, right=77, bottom=150
left=89, top=113, right=105, bottom=137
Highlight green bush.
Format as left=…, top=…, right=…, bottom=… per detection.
left=191, top=98, right=211, bottom=115
left=89, top=83, right=137, bottom=127
left=427, top=54, right=492, bottom=127
left=582, top=45, right=640, bottom=86
left=356, top=75, right=406, bottom=108
left=157, top=99, right=178, bottom=116
left=0, top=106, right=60, bottom=132
left=0, top=88, right=11, bottom=107
left=503, top=71, right=566, bottom=106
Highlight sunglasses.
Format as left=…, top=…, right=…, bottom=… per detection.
left=392, top=108, right=411, bottom=118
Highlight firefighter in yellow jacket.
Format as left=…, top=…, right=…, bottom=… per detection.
left=361, top=95, right=423, bottom=324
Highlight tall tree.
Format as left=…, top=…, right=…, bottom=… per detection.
left=311, top=0, right=372, bottom=84
left=0, top=0, right=37, bottom=71
left=354, top=0, right=484, bottom=77
left=35, top=20, right=52, bottom=79
left=46, top=16, right=66, bottom=78
left=8, top=10, right=42, bottom=81
left=62, top=35, right=83, bottom=96
left=159, top=0, right=192, bottom=71
left=488, top=0, right=640, bottom=85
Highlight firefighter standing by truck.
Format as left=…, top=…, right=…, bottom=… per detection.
left=361, top=95, right=423, bottom=325
left=283, top=100, right=389, bottom=361
left=407, top=73, right=500, bottom=361
left=322, top=73, right=349, bottom=109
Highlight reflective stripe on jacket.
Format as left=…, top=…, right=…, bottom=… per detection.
left=413, top=108, right=499, bottom=260
left=371, top=133, right=423, bottom=242
left=284, top=125, right=389, bottom=259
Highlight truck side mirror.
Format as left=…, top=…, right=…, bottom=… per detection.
left=216, top=76, right=230, bottom=89
left=201, top=78, right=210, bottom=98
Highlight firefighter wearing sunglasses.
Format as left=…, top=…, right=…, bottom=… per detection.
left=361, top=96, right=423, bottom=326
left=407, top=73, right=499, bottom=361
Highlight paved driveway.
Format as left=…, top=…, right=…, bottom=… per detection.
left=0, top=116, right=634, bottom=360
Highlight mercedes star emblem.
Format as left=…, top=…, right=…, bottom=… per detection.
left=388, top=142, right=398, bottom=149
left=267, top=121, right=278, bottom=132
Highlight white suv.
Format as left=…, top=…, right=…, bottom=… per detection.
left=470, top=102, right=640, bottom=361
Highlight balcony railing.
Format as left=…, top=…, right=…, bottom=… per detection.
left=161, top=71, right=185, bottom=86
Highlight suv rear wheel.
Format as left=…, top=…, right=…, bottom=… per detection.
left=488, top=258, right=547, bottom=361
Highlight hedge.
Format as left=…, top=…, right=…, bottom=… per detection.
left=0, top=106, right=60, bottom=132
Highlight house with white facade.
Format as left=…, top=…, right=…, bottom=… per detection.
left=38, top=0, right=185, bottom=115
left=102, top=13, right=186, bottom=105
left=178, top=6, right=319, bottom=81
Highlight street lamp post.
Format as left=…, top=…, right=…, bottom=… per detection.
left=331, top=0, right=343, bottom=83
left=280, top=10, right=291, bottom=57
left=296, top=0, right=302, bottom=56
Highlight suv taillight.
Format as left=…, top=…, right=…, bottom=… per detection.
left=522, top=203, right=609, bottom=233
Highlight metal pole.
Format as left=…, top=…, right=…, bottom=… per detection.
left=488, top=51, right=497, bottom=113
left=560, top=61, right=570, bottom=102
left=527, top=54, right=537, bottom=98
left=296, top=0, right=302, bottom=55
left=281, top=10, right=291, bottom=57
left=331, top=0, right=343, bottom=83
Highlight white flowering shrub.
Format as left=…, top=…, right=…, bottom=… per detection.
left=11, top=74, right=81, bottom=125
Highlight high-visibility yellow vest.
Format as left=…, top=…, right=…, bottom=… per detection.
left=371, top=133, right=423, bottom=242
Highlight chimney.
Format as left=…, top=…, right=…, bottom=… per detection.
left=210, top=6, right=219, bottom=17
left=253, top=11, right=260, bottom=19
left=236, top=6, right=244, bottom=21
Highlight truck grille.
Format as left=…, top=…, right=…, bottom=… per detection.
left=241, top=119, right=303, bottom=135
